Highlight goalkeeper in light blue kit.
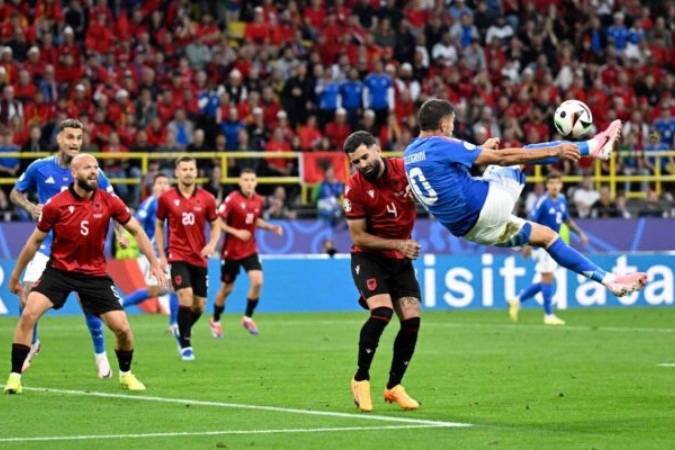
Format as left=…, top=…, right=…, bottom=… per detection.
left=508, top=172, right=589, bottom=325
left=121, top=173, right=179, bottom=331
left=10, top=119, right=122, bottom=378
left=403, top=99, right=648, bottom=299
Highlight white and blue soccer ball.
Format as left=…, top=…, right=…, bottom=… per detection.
left=553, top=100, right=593, bottom=139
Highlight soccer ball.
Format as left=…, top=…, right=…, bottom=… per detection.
left=553, top=100, right=593, bottom=139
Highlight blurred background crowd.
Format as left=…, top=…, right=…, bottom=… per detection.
left=0, top=0, right=673, bottom=223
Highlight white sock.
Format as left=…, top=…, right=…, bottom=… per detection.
left=119, top=370, right=130, bottom=377
left=95, top=351, right=107, bottom=360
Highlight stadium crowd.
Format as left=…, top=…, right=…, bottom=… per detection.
left=0, top=0, right=673, bottom=220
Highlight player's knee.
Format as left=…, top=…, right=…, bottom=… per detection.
left=371, top=306, right=394, bottom=323
left=18, top=310, right=39, bottom=327
left=400, top=316, right=420, bottom=332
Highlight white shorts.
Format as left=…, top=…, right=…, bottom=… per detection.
left=138, top=254, right=169, bottom=287
left=464, top=165, right=526, bottom=246
left=22, top=252, right=50, bottom=283
left=532, top=247, right=558, bottom=273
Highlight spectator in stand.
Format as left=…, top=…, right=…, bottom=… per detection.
left=590, top=186, right=621, bottom=218
left=572, top=173, right=600, bottom=218
left=264, top=186, right=297, bottom=220
left=167, top=108, right=195, bottom=150
left=0, top=130, right=20, bottom=196
left=638, top=190, right=669, bottom=218
left=203, top=165, right=226, bottom=205
left=339, top=67, right=365, bottom=131
left=363, top=59, right=394, bottom=131
left=315, top=65, right=340, bottom=130
left=281, top=62, right=314, bottom=128
left=265, top=127, right=293, bottom=176
left=325, top=108, right=351, bottom=150
left=297, top=115, right=323, bottom=151
left=219, top=107, right=246, bottom=151
left=0, top=86, right=23, bottom=127
left=314, top=166, right=344, bottom=226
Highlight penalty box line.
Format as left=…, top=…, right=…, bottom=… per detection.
left=17, top=386, right=473, bottom=428
left=0, top=424, right=455, bottom=443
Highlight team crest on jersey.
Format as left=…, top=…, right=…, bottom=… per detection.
left=174, top=199, right=180, bottom=206
left=366, top=278, right=377, bottom=291
left=343, top=198, right=352, bottom=212
left=241, top=202, right=246, bottom=209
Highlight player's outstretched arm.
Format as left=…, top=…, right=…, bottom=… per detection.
left=255, top=218, right=283, bottom=236
left=10, top=187, right=42, bottom=219
left=474, top=143, right=580, bottom=166
left=347, top=218, right=421, bottom=259
left=126, top=217, right=168, bottom=287
left=9, top=228, right=48, bottom=295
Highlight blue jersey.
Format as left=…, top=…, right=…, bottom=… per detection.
left=135, top=195, right=158, bottom=241
left=14, top=155, right=114, bottom=255
left=404, top=136, right=488, bottom=236
left=529, top=194, right=569, bottom=233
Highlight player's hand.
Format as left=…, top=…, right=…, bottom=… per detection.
left=117, top=233, right=130, bottom=249
left=201, top=242, right=217, bottom=258
left=271, top=225, right=283, bottom=236
left=521, top=246, right=532, bottom=258
left=237, top=229, right=252, bottom=241
left=397, top=239, right=421, bottom=260
left=579, top=233, right=589, bottom=245
left=9, top=274, right=22, bottom=296
left=482, top=137, right=500, bottom=150
left=404, top=185, right=417, bottom=203
left=150, top=264, right=168, bottom=288
left=556, top=143, right=581, bottom=161
left=31, top=203, right=43, bottom=220
left=159, top=256, right=168, bottom=272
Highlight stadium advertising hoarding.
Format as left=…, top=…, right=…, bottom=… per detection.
left=0, top=253, right=672, bottom=316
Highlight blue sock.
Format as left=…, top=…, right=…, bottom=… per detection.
left=524, top=140, right=590, bottom=164
left=169, top=292, right=179, bottom=327
left=123, top=288, right=151, bottom=308
left=85, top=313, right=106, bottom=355
left=546, top=238, right=607, bottom=283
left=541, top=282, right=554, bottom=315
left=32, top=323, right=38, bottom=345
left=518, top=282, right=542, bottom=303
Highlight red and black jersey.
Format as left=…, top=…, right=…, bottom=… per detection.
left=37, top=185, right=131, bottom=276
left=156, top=186, right=217, bottom=268
left=219, top=191, right=264, bottom=260
left=343, top=158, right=416, bottom=259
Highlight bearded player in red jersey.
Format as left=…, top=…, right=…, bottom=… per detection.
left=155, top=156, right=220, bottom=361
left=5, top=154, right=165, bottom=394
left=209, top=168, right=283, bottom=338
left=342, top=131, right=422, bottom=412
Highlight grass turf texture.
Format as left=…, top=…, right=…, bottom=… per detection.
left=1, top=307, right=674, bottom=449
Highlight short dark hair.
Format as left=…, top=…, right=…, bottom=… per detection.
left=343, top=131, right=378, bottom=154
left=240, top=167, right=256, bottom=176
left=58, top=118, right=84, bottom=132
left=418, top=99, right=456, bottom=131
left=546, top=172, right=562, bottom=182
left=175, top=155, right=196, bottom=167
left=153, top=173, right=170, bottom=183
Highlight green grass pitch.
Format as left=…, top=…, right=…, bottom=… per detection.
left=1, top=307, right=674, bottom=449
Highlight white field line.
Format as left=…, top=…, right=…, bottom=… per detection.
left=657, top=363, right=675, bottom=367
left=0, top=424, right=453, bottom=443
left=17, top=386, right=472, bottom=429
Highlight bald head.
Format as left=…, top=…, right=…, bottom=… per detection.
left=71, top=153, right=99, bottom=193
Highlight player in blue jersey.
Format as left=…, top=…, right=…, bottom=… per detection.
left=121, top=173, right=179, bottom=331
left=507, top=172, right=589, bottom=325
left=10, top=119, right=125, bottom=378
left=403, top=99, right=648, bottom=298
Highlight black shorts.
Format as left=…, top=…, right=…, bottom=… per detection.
left=350, top=252, right=421, bottom=303
left=170, top=261, right=208, bottom=298
left=31, top=267, right=123, bottom=316
left=221, top=253, right=262, bottom=283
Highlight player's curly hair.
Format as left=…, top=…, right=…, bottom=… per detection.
left=343, top=131, right=378, bottom=154
left=418, top=99, right=455, bottom=131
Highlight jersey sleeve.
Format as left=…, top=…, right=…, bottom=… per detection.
left=97, top=171, right=115, bottom=194
left=14, top=160, right=38, bottom=193
left=36, top=199, right=57, bottom=233
left=437, top=138, right=481, bottom=168
left=155, top=194, right=168, bottom=221
left=561, top=197, right=570, bottom=221
left=109, top=193, right=132, bottom=225
left=343, top=179, right=365, bottom=219
left=220, top=193, right=234, bottom=220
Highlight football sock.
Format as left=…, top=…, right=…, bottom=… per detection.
left=244, top=298, right=259, bottom=318
left=354, top=307, right=393, bottom=381
left=518, top=282, right=542, bottom=303
left=85, top=313, right=106, bottom=355
left=213, top=305, right=225, bottom=322
left=168, top=292, right=179, bottom=326
left=11, top=343, right=30, bottom=374
left=122, top=289, right=150, bottom=308
left=546, top=237, right=607, bottom=283
left=541, top=282, right=554, bottom=315
left=387, top=317, right=420, bottom=390
left=190, top=310, right=202, bottom=326
left=177, top=306, right=193, bottom=348
left=115, top=349, right=133, bottom=372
